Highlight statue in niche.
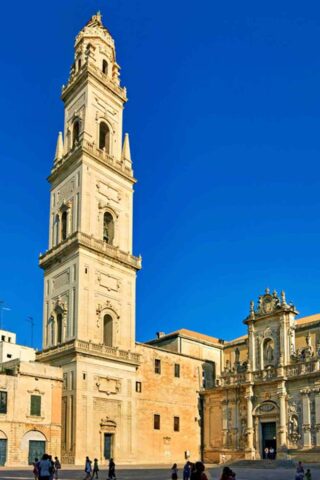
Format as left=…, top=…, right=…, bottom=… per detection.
left=264, top=340, right=274, bottom=365
left=288, top=401, right=301, bottom=443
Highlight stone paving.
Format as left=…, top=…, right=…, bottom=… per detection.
left=1, top=465, right=320, bottom=480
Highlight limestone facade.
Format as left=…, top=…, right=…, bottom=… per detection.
left=0, top=358, right=62, bottom=466
left=35, top=12, right=320, bottom=467
left=203, top=290, right=320, bottom=463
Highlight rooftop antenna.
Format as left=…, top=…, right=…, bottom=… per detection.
left=26, top=316, right=35, bottom=347
left=0, top=300, right=11, bottom=330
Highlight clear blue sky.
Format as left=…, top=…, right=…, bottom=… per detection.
left=1, top=0, right=320, bottom=349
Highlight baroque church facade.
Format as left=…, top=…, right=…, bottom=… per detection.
left=35, top=13, right=320, bottom=465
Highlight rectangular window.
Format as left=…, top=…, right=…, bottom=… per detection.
left=0, top=391, right=7, bottom=414
left=136, top=381, right=142, bottom=393
left=174, top=416, right=180, bottom=432
left=30, top=395, right=41, bottom=416
left=154, top=359, right=161, bottom=374
left=154, top=414, right=160, bottom=430
left=174, top=363, right=180, bottom=378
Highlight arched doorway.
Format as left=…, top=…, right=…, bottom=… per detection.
left=21, top=430, right=47, bottom=464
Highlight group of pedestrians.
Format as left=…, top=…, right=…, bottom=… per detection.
left=172, top=461, right=209, bottom=480
left=295, top=461, right=312, bottom=480
left=32, top=454, right=61, bottom=480
left=263, top=446, right=276, bottom=459
left=171, top=461, right=235, bottom=480
left=84, top=456, right=116, bottom=480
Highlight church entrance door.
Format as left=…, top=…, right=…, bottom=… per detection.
left=104, top=433, right=113, bottom=460
left=261, top=422, right=276, bottom=459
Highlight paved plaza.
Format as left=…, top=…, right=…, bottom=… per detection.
left=1, top=465, right=320, bottom=480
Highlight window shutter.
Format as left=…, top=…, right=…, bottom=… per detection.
left=31, top=395, right=41, bottom=416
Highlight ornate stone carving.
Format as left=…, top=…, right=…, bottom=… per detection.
left=288, top=401, right=301, bottom=444
left=96, top=376, right=121, bottom=395
left=100, top=416, right=117, bottom=430
left=246, top=288, right=296, bottom=319
left=96, top=300, right=120, bottom=328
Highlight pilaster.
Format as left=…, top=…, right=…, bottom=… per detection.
left=301, top=388, right=312, bottom=448
left=314, top=388, right=320, bottom=447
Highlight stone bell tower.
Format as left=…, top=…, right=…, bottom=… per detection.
left=38, top=12, right=141, bottom=464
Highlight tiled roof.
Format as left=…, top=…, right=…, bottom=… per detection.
left=296, top=313, right=320, bottom=326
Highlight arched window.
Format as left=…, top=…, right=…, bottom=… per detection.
left=102, top=59, right=108, bottom=75
left=61, top=211, right=67, bottom=241
left=103, top=212, right=114, bottom=245
left=103, top=314, right=113, bottom=346
left=78, top=59, right=82, bottom=71
left=55, top=214, right=60, bottom=245
left=72, top=120, right=80, bottom=148
left=57, top=313, right=63, bottom=344
left=99, top=122, right=110, bottom=152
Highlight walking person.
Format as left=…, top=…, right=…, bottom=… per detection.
left=32, top=458, right=39, bottom=480
left=219, top=466, right=236, bottom=480
left=190, top=461, right=208, bottom=480
left=183, top=461, right=191, bottom=480
left=171, top=463, right=178, bottom=479
left=84, top=456, right=92, bottom=480
left=92, top=458, right=99, bottom=479
left=269, top=446, right=275, bottom=459
left=38, top=454, right=52, bottom=480
left=264, top=447, right=269, bottom=459
left=48, top=456, right=55, bottom=480
left=108, top=458, right=116, bottom=480
left=296, top=461, right=305, bottom=480
left=53, top=457, right=61, bottom=480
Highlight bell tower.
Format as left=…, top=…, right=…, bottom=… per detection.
left=40, top=12, right=141, bottom=351
left=38, top=13, right=141, bottom=463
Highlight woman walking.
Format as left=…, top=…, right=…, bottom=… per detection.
left=84, top=456, right=92, bottom=480
left=171, top=463, right=178, bottom=480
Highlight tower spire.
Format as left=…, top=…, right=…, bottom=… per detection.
left=122, top=133, right=132, bottom=164
left=54, top=131, right=64, bottom=163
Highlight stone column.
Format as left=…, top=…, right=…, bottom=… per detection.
left=248, top=325, right=256, bottom=371
left=233, top=399, right=240, bottom=449
left=278, top=383, right=287, bottom=452
left=301, top=388, right=312, bottom=447
left=314, top=388, right=320, bottom=446
left=245, top=385, right=255, bottom=459
left=222, top=399, right=228, bottom=448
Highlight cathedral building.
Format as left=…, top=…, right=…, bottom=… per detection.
left=203, top=291, right=320, bottom=463
left=33, top=12, right=320, bottom=466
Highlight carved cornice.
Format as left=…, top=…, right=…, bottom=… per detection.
left=39, top=231, right=142, bottom=272
left=37, top=339, right=141, bottom=366
left=62, top=63, right=127, bottom=103
left=49, top=138, right=135, bottom=185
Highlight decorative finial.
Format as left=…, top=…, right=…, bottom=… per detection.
left=250, top=300, right=254, bottom=313
left=96, top=11, right=102, bottom=23
left=265, top=287, right=270, bottom=294
left=281, top=290, right=287, bottom=305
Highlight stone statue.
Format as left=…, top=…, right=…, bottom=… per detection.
left=264, top=342, right=274, bottom=364
left=235, top=347, right=240, bottom=364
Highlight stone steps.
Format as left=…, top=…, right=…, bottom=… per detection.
left=229, top=460, right=296, bottom=469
